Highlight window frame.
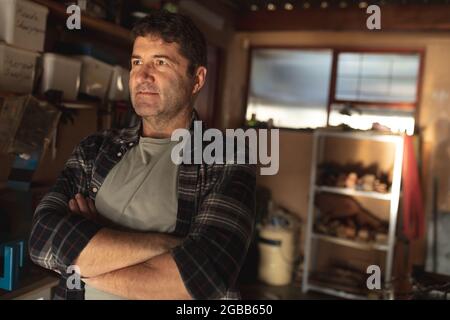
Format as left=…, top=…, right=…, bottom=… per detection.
left=243, top=46, right=425, bottom=129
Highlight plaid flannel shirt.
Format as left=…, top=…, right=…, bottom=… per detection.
left=28, top=112, right=256, bottom=300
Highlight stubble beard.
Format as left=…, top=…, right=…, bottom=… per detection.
left=132, top=74, right=195, bottom=132
left=139, top=89, right=193, bottom=132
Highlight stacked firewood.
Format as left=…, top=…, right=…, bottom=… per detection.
left=310, top=265, right=368, bottom=295
left=314, top=193, right=389, bottom=244
left=317, top=162, right=391, bottom=193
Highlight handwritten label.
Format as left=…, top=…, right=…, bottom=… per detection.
left=4, top=54, right=35, bottom=81
left=15, top=4, right=45, bottom=36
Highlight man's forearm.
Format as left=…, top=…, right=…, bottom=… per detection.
left=75, top=228, right=181, bottom=277
left=84, top=252, right=191, bottom=300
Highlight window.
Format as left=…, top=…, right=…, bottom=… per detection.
left=335, top=52, right=420, bottom=104
left=246, top=49, right=333, bottom=129
left=245, top=48, right=423, bottom=135
left=330, top=51, right=421, bottom=135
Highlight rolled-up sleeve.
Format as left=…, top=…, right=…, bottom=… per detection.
left=171, top=163, right=256, bottom=299
left=29, top=140, right=101, bottom=274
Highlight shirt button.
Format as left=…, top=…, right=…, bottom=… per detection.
left=129, top=142, right=134, bottom=147
left=119, top=140, right=124, bottom=144
left=117, top=152, right=122, bottom=157
left=92, top=187, right=98, bottom=193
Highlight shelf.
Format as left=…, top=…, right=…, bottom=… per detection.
left=0, top=266, right=58, bottom=300
left=312, top=233, right=389, bottom=251
left=63, top=102, right=98, bottom=109
left=33, top=0, right=133, bottom=44
left=315, top=185, right=392, bottom=201
left=0, top=92, right=23, bottom=99
left=307, top=283, right=369, bottom=300
left=304, top=127, right=404, bottom=300
left=0, top=93, right=99, bottom=109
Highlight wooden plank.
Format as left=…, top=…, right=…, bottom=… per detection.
left=32, top=0, right=133, bottom=44
left=237, top=5, right=450, bottom=32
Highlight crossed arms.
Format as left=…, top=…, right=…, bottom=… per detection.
left=67, top=193, right=189, bottom=299
left=28, top=134, right=256, bottom=300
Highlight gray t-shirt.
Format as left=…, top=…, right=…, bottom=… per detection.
left=85, top=136, right=179, bottom=300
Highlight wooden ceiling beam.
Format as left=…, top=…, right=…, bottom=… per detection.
left=236, top=5, right=450, bottom=32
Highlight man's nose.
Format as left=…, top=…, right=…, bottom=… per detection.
left=136, top=63, right=156, bottom=82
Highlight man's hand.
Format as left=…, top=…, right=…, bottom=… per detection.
left=68, top=193, right=119, bottom=229
left=69, top=193, right=98, bottom=221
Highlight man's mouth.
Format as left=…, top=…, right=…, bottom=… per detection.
left=137, top=91, right=159, bottom=96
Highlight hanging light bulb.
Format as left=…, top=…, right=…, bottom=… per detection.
left=250, top=4, right=259, bottom=11
left=303, top=2, right=311, bottom=9
left=267, top=3, right=276, bottom=11
left=320, top=1, right=329, bottom=8
left=284, top=2, right=294, bottom=10
left=358, top=1, right=368, bottom=8
left=339, top=1, right=347, bottom=8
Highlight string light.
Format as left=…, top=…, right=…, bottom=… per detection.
left=267, top=3, right=276, bottom=11
left=245, top=0, right=433, bottom=13
left=358, top=1, right=368, bottom=8
left=284, top=2, right=294, bottom=10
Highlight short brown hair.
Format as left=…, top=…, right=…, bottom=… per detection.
left=132, top=9, right=207, bottom=76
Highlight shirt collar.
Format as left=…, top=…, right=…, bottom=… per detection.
left=117, top=109, right=202, bottom=145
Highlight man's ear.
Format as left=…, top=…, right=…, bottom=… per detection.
left=192, top=66, right=207, bottom=95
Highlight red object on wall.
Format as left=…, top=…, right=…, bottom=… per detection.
left=402, top=135, right=425, bottom=240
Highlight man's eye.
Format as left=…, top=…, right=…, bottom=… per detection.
left=156, top=59, right=167, bottom=66
left=132, top=60, right=142, bottom=66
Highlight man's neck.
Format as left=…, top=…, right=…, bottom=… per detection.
left=141, top=108, right=192, bottom=138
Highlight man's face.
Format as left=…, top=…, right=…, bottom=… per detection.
left=129, top=35, right=195, bottom=119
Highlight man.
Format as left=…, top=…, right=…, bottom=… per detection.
left=29, top=10, right=255, bottom=300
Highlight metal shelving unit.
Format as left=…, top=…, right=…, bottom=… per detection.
left=308, top=283, right=368, bottom=300
left=311, top=233, right=389, bottom=251
left=302, top=129, right=404, bottom=299
left=314, top=186, right=392, bottom=201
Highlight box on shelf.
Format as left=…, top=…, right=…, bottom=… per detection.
left=0, top=43, right=40, bottom=94
left=55, top=42, right=119, bottom=66
left=33, top=103, right=98, bottom=184
left=108, top=66, right=130, bottom=101
left=0, top=0, right=49, bottom=52
left=75, top=55, right=114, bottom=100
left=0, top=95, right=61, bottom=155
left=40, top=53, right=82, bottom=101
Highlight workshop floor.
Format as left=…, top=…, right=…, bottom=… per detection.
left=240, top=282, right=339, bottom=300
